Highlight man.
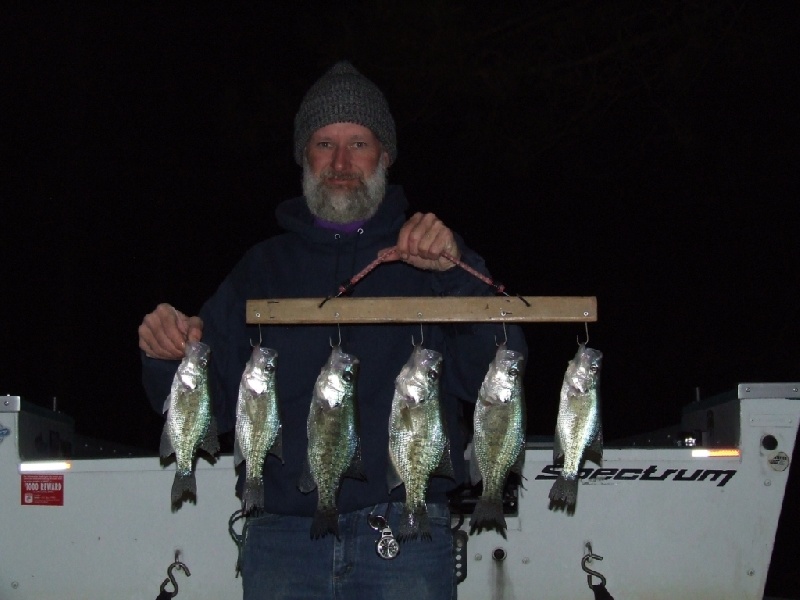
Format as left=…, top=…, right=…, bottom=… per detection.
left=139, top=61, right=527, bottom=600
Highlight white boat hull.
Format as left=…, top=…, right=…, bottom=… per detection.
left=1, top=383, right=797, bottom=599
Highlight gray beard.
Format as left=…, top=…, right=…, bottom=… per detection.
left=302, top=159, right=387, bottom=223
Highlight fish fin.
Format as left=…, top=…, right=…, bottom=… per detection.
left=268, top=427, right=284, bottom=464
left=233, top=437, right=244, bottom=467
left=310, top=508, right=339, bottom=540
left=510, top=440, right=526, bottom=475
left=200, top=417, right=220, bottom=457
left=171, top=472, right=197, bottom=505
left=468, top=442, right=482, bottom=485
left=344, top=439, right=367, bottom=482
left=386, top=459, right=404, bottom=493
left=242, top=478, right=264, bottom=513
left=548, top=475, right=578, bottom=507
left=432, top=441, right=456, bottom=481
left=586, top=425, right=604, bottom=465
left=162, top=394, right=171, bottom=415
left=297, top=459, right=317, bottom=494
left=159, top=424, right=173, bottom=459
left=400, top=405, right=413, bottom=431
left=469, top=498, right=507, bottom=535
left=552, top=428, right=564, bottom=464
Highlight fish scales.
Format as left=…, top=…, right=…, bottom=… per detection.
left=388, top=345, right=453, bottom=541
left=299, top=346, right=364, bottom=539
left=160, top=340, right=220, bottom=505
left=234, top=346, right=282, bottom=514
left=470, top=344, right=525, bottom=533
left=549, top=344, right=603, bottom=508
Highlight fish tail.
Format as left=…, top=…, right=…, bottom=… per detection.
left=469, top=497, right=507, bottom=533
left=397, top=506, right=430, bottom=541
left=171, top=471, right=197, bottom=504
left=548, top=474, right=578, bottom=507
left=242, top=478, right=264, bottom=514
left=310, top=508, right=339, bottom=540
left=418, top=512, right=432, bottom=541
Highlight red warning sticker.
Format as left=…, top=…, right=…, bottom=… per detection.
left=21, top=474, right=64, bottom=506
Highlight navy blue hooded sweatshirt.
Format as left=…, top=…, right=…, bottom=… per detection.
left=142, top=185, right=528, bottom=516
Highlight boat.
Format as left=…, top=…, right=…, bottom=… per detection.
left=1, top=383, right=797, bottom=599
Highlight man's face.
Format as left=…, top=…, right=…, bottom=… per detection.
left=302, top=122, right=389, bottom=223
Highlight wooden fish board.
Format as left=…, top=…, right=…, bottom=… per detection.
left=246, top=296, right=596, bottom=324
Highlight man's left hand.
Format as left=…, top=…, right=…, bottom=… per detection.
left=389, top=212, right=461, bottom=272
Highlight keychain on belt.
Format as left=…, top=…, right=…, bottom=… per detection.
left=368, top=505, right=400, bottom=560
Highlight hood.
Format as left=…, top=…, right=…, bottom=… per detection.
left=275, top=184, right=409, bottom=243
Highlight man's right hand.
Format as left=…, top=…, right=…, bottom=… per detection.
left=138, top=303, right=204, bottom=360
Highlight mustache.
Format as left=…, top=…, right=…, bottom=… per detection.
left=319, top=169, right=364, bottom=183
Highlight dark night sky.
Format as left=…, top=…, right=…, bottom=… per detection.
left=4, top=1, right=797, bottom=445
left=2, top=2, right=799, bottom=596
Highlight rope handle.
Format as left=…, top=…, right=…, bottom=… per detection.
left=319, top=246, right=528, bottom=307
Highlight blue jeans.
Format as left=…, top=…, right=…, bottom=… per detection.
left=241, top=502, right=456, bottom=600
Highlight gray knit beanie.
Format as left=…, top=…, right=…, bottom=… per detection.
left=293, top=61, right=396, bottom=165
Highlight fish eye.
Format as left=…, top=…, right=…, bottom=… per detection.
left=427, top=369, right=439, bottom=382
left=342, top=371, right=353, bottom=383
left=509, top=367, right=519, bottom=377
left=265, top=365, right=276, bottom=373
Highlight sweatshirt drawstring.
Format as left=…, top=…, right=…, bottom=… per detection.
left=349, top=228, right=363, bottom=280
left=332, top=233, right=342, bottom=292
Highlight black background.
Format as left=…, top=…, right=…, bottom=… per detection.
left=2, top=3, right=798, bottom=597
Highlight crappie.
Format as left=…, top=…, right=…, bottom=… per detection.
left=388, top=345, right=454, bottom=541
left=298, top=346, right=364, bottom=539
left=160, top=340, right=220, bottom=505
left=470, top=344, right=525, bottom=534
left=234, top=345, right=282, bottom=514
left=549, top=344, right=603, bottom=507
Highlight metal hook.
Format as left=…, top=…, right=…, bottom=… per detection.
left=250, top=324, right=263, bottom=348
left=495, top=321, right=509, bottom=347
left=411, top=323, right=424, bottom=347
left=160, top=560, right=191, bottom=598
left=581, top=543, right=606, bottom=588
left=330, top=323, right=342, bottom=348
left=577, top=322, right=590, bottom=347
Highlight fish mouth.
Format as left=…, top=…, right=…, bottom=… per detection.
left=481, top=378, right=514, bottom=404
left=245, top=372, right=268, bottom=392
left=402, top=394, right=421, bottom=406
left=314, top=379, right=347, bottom=408
left=397, top=379, right=427, bottom=405
left=569, top=383, right=589, bottom=395
left=179, top=374, right=198, bottom=389
left=324, top=392, right=344, bottom=409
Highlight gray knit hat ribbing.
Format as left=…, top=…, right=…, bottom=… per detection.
left=293, top=61, right=396, bottom=165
